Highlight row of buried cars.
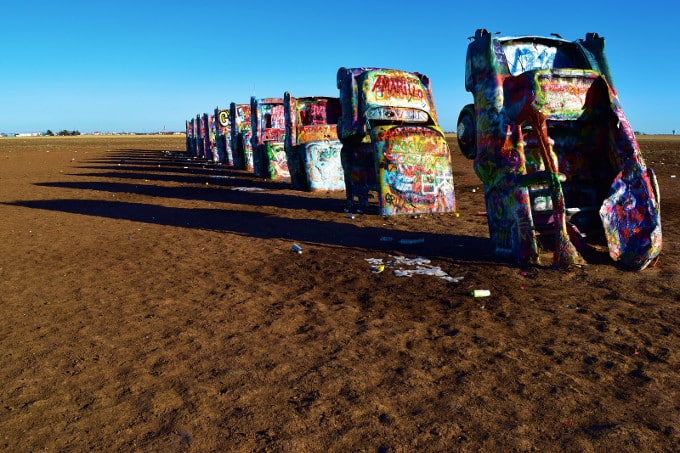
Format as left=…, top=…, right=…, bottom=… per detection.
left=184, top=30, right=662, bottom=271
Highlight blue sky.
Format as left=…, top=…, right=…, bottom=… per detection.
left=1, top=0, right=678, bottom=134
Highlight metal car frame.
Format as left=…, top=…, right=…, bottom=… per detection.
left=229, top=102, right=253, bottom=171
left=284, top=93, right=344, bottom=191
left=336, top=67, right=456, bottom=215
left=250, top=97, right=289, bottom=181
left=457, top=29, right=661, bottom=269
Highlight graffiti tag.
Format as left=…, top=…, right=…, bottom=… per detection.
left=371, top=75, right=425, bottom=102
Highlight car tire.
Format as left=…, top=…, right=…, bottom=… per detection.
left=457, top=104, right=477, bottom=160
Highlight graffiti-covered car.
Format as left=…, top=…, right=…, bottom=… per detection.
left=192, top=116, right=201, bottom=157
left=457, top=29, right=661, bottom=270
left=336, top=67, right=455, bottom=215
left=185, top=119, right=195, bottom=156
left=230, top=102, right=253, bottom=171
left=250, top=97, right=289, bottom=181
left=284, top=93, right=344, bottom=191
left=207, top=113, right=219, bottom=162
left=198, top=113, right=209, bottom=160
left=215, top=107, right=233, bottom=164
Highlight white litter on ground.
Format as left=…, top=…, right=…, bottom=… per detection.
left=231, top=187, right=266, bottom=191
left=365, top=255, right=464, bottom=283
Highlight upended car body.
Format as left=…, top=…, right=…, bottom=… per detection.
left=230, top=102, right=254, bottom=171
left=191, top=116, right=201, bottom=157
left=251, top=97, right=289, bottom=181
left=214, top=107, right=233, bottom=164
left=185, top=119, right=195, bottom=155
left=284, top=93, right=344, bottom=191
left=207, top=113, right=219, bottom=162
left=336, top=67, right=455, bottom=215
left=198, top=113, right=209, bottom=161
left=457, top=29, right=661, bottom=270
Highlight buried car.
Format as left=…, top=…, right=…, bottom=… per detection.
left=185, top=118, right=195, bottom=156
left=230, top=102, right=254, bottom=171
left=251, top=97, right=289, bottom=181
left=214, top=106, right=233, bottom=164
left=457, top=29, right=661, bottom=270
left=336, top=67, right=455, bottom=215
left=283, top=93, right=345, bottom=191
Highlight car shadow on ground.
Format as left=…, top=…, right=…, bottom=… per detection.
left=4, top=198, right=496, bottom=265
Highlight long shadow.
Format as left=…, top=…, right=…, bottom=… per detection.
left=35, top=181, right=347, bottom=212
left=70, top=171, right=292, bottom=191
left=18, top=148, right=503, bottom=264
left=3, top=199, right=496, bottom=264
left=80, top=149, right=222, bottom=170
left=75, top=149, right=291, bottom=189
left=77, top=162, right=251, bottom=178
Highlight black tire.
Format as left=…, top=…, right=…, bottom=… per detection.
left=457, top=104, right=477, bottom=160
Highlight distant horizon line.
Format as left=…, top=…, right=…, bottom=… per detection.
left=3, top=131, right=679, bottom=139
left=1, top=131, right=184, bottom=137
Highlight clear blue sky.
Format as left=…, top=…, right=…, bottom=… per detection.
left=2, top=0, right=678, bottom=134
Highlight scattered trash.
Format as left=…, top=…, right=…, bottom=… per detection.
left=671, top=175, right=677, bottom=178
left=231, top=187, right=265, bottom=191
left=291, top=244, right=303, bottom=254
left=347, top=214, right=355, bottom=219
left=365, top=256, right=463, bottom=283
left=470, top=289, right=491, bottom=298
left=371, top=264, right=385, bottom=274
left=399, top=238, right=425, bottom=245
left=476, top=211, right=487, bottom=216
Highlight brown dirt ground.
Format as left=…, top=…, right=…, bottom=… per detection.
left=0, top=134, right=678, bottom=452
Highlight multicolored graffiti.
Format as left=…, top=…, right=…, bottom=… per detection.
left=197, top=114, right=207, bottom=159
left=457, top=29, right=661, bottom=269
left=373, top=126, right=455, bottom=215
left=215, top=107, right=233, bottom=164
left=370, top=73, right=426, bottom=103
left=251, top=97, right=289, bottom=181
left=208, top=114, right=219, bottom=162
left=284, top=93, right=345, bottom=191
left=230, top=103, right=253, bottom=171
left=185, top=119, right=194, bottom=155
left=192, top=116, right=200, bottom=157
left=337, top=67, right=455, bottom=215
